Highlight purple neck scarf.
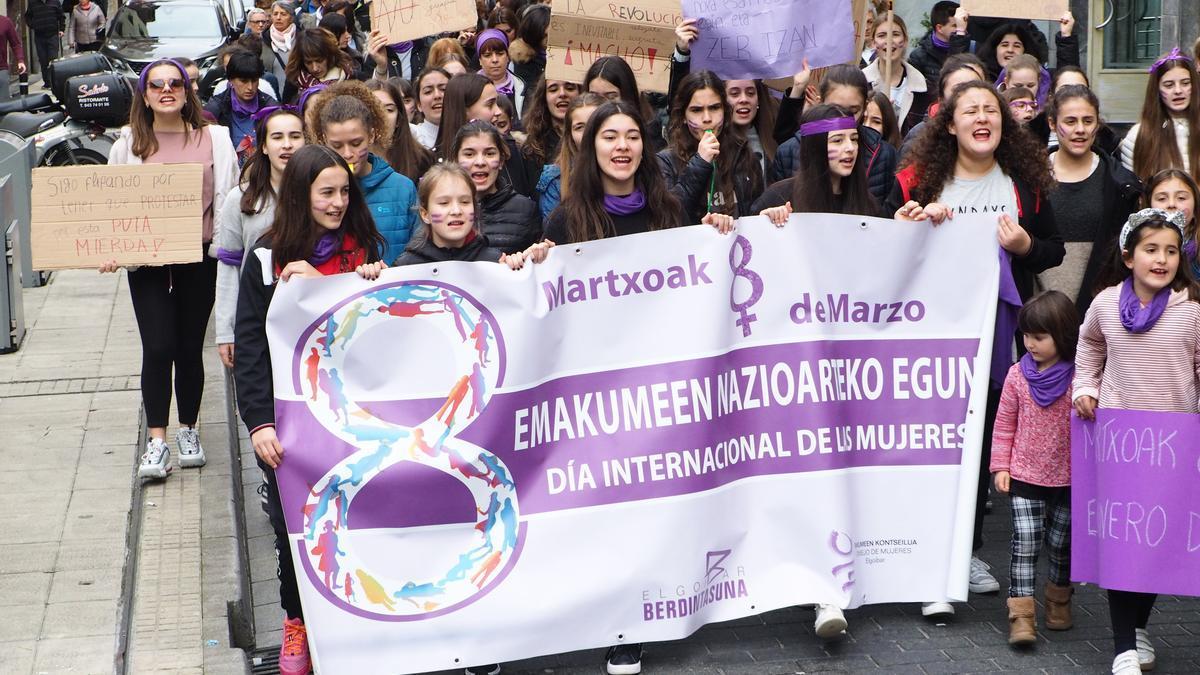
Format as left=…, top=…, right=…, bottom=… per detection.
left=309, top=231, right=341, bottom=266
left=1019, top=353, right=1073, bottom=407
left=930, top=32, right=950, bottom=50
left=603, top=189, right=646, bottom=216
left=390, top=41, right=413, bottom=53
left=991, top=249, right=1023, bottom=389
left=482, top=68, right=515, bottom=97
left=230, top=91, right=261, bottom=116
left=1119, top=276, right=1170, bottom=333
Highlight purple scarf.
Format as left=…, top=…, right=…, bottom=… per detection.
left=216, top=247, right=244, bottom=267
left=991, top=249, right=1023, bottom=390
left=603, top=189, right=646, bottom=216
left=1119, top=276, right=1170, bottom=333
left=483, top=68, right=516, bottom=97
left=309, top=232, right=342, bottom=266
left=390, top=41, right=413, bottom=53
left=1019, top=353, right=1073, bottom=407
left=230, top=91, right=261, bottom=116
left=930, top=32, right=950, bottom=50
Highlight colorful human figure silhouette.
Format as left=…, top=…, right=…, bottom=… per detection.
left=333, top=302, right=371, bottom=346
left=317, top=314, right=340, bottom=356
left=355, top=569, right=396, bottom=611
left=442, top=551, right=481, bottom=583
left=436, top=376, right=470, bottom=425
left=377, top=300, right=438, bottom=318
left=342, top=425, right=408, bottom=444
left=408, top=428, right=436, bottom=459
left=304, top=348, right=321, bottom=401
left=343, top=572, right=355, bottom=602
left=310, top=521, right=345, bottom=590
left=467, top=363, right=485, bottom=418
left=498, top=498, right=518, bottom=550
left=471, top=551, right=502, bottom=588
left=306, top=474, right=346, bottom=538
left=326, top=368, right=349, bottom=422
left=347, top=442, right=392, bottom=485
left=475, top=493, right=500, bottom=536
left=447, top=445, right=496, bottom=485
left=469, top=321, right=491, bottom=364
left=440, top=290, right=470, bottom=340
left=478, top=453, right=513, bottom=489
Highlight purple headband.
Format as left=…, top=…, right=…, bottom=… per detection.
left=297, top=83, right=329, bottom=112
left=800, top=116, right=857, bottom=137
left=138, top=59, right=191, bottom=92
left=1150, top=47, right=1193, bottom=73
left=252, top=104, right=299, bottom=122
left=476, top=28, right=508, bottom=54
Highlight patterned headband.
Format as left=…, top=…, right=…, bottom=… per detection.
left=1119, top=208, right=1188, bottom=251
left=1149, top=47, right=1193, bottom=73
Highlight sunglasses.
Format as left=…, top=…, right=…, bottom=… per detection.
left=147, top=78, right=185, bottom=92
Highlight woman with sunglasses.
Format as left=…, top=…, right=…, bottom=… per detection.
left=104, top=59, right=240, bottom=481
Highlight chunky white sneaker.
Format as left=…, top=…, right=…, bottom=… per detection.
left=1135, top=628, right=1155, bottom=670
left=921, top=601, right=955, bottom=618
left=138, top=438, right=171, bottom=480
left=176, top=427, right=206, bottom=468
left=814, top=603, right=847, bottom=639
left=1112, top=649, right=1141, bottom=675
left=969, top=556, right=1000, bottom=593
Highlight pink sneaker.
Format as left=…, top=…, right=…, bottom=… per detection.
left=279, top=617, right=311, bottom=675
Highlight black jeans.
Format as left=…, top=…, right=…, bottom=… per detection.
left=972, top=385, right=1002, bottom=551
left=258, top=457, right=304, bottom=620
left=32, top=33, right=59, bottom=79
left=1108, top=589, right=1157, bottom=655
left=127, top=257, right=217, bottom=428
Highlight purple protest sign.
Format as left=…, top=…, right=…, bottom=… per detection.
left=682, top=0, right=857, bottom=81
left=1071, top=409, right=1200, bottom=597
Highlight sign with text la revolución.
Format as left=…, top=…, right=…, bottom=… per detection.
left=545, top=0, right=680, bottom=92
left=265, top=215, right=1000, bottom=672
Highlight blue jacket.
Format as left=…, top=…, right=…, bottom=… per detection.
left=359, top=154, right=418, bottom=262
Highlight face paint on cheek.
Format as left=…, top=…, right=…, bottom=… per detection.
left=429, top=213, right=444, bottom=224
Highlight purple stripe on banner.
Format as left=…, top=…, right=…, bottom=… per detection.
left=1070, top=409, right=1200, bottom=597
left=275, top=338, right=978, bottom=534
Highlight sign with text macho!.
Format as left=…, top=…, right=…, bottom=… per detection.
left=545, top=0, right=680, bottom=92
left=370, top=0, right=477, bottom=44
left=30, top=164, right=203, bottom=270
left=1071, top=409, right=1200, bottom=597
left=961, top=0, right=1068, bottom=21
left=266, top=215, right=1000, bottom=673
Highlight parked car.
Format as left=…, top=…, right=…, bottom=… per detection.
left=101, top=0, right=236, bottom=80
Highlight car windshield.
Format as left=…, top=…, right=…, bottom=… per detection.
left=110, top=4, right=220, bottom=39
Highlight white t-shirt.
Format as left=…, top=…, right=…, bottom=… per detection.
left=936, top=163, right=1018, bottom=218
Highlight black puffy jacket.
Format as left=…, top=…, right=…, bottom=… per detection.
left=393, top=231, right=504, bottom=266
left=655, top=138, right=763, bottom=224
left=478, top=183, right=542, bottom=254
left=771, top=125, right=897, bottom=206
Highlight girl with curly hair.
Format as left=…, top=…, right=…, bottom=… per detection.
left=889, top=79, right=1065, bottom=620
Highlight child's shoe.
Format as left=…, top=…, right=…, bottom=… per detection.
left=1006, top=596, right=1037, bottom=645
left=1043, top=582, right=1073, bottom=630
left=279, top=617, right=311, bottom=675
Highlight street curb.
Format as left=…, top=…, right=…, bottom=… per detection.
left=113, top=404, right=147, bottom=675
left=223, top=368, right=257, bottom=651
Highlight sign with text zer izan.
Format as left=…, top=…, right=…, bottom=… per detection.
left=546, top=0, right=680, bottom=92
left=30, top=164, right=204, bottom=270
left=370, top=0, right=477, bottom=44
left=961, top=0, right=1068, bottom=21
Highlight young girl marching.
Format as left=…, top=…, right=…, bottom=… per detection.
left=1073, top=207, right=1200, bottom=674
left=1121, top=49, right=1200, bottom=183
left=990, top=290, right=1079, bottom=646
left=394, top=163, right=514, bottom=267
left=365, top=78, right=433, bottom=182
left=1145, top=169, right=1200, bottom=280
left=105, top=59, right=240, bottom=480
left=234, top=144, right=386, bottom=675
left=536, top=93, right=606, bottom=220
left=450, top=120, right=541, bottom=254
left=213, top=107, right=306, bottom=369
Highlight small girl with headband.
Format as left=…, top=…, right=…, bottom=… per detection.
left=1073, top=207, right=1200, bottom=674
left=1120, top=48, right=1200, bottom=183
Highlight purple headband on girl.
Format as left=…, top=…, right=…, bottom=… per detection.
left=476, top=28, right=509, bottom=54
left=251, top=104, right=299, bottom=122
left=297, top=83, right=329, bottom=112
left=800, top=116, right=857, bottom=137
left=1150, top=47, right=1193, bottom=73
left=137, top=59, right=191, bottom=92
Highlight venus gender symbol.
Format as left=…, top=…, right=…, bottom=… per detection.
left=292, top=281, right=520, bottom=619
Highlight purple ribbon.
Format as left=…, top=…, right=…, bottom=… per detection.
left=603, top=189, right=646, bottom=216
left=216, top=247, right=244, bottom=267
left=1118, top=276, right=1170, bottom=333
left=309, top=232, right=341, bottom=266
left=1149, top=46, right=1193, bottom=73
left=800, top=117, right=856, bottom=137
left=991, top=249, right=1023, bottom=390
left=251, top=104, right=298, bottom=122
left=1019, top=353, right=1074, bottom=407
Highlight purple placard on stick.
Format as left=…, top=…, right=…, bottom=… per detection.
left=1071, top=409, right=1200, bottom=597
left=682, top=0, right=856, bottom=81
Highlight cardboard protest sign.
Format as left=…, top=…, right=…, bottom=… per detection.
left=1072, top=409, right=1200, bottom=597
left=961, top=0, right=1068, bottom=21
left=370, top=0, right=477, bottom=44
left=545, top=0, right=680, bottom=92
left=683, top=0, right=855, bottom=80
left=31, top=164, right=204, bottom=270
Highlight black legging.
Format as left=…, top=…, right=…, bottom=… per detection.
left=1109, top=589, right=1157, bottom=655
left=127, top=257, right=217, bottom=428
left=259, top=457, right=304, bottom=619
left=973, top=385, right=1002, bottom=551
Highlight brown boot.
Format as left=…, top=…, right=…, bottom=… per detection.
left=1007, top=596, right=1037, bottom=645
left=1043, top=582, right=1074, bottom=630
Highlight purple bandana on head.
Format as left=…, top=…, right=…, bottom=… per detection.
left=297, top=83, right=329, bottom=113
left=309, top=232, right=342, bottom=266
left=475, top=28, right=509, bottom=54
left=603, top=189, right=646, bottom=216
left=800, top=117, right=856, bottom=137
left=1119, top=276, right=1171, bottom=333
left=1150, top=46, right=1193, bottom=73
left=252, top=104, right=298, bottom=122
left=1019, top=353, right=1074, bottom=407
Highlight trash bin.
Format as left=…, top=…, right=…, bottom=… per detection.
left=0, top=129, right=48, bottom=288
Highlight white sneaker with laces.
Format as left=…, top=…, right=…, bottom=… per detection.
left=138, top=438, right=171, bottom=480
left=176, top=427, right=206, bottom=468
left=814, top=604, right=847, bottom=639
left=921, top=601, right=955, bottom=617
left=969, top=556, right=1000, bottom=593
left=1135, top=628, right=1155, bottom=670
left=1112, top=649, right=1141, bottom=675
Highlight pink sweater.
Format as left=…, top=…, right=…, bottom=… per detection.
left=990, top=363, right=1071, bottom=487
left=1073, top=285, right=1200, bottom=412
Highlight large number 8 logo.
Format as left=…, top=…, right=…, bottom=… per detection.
left=292, top=281, right=521, bottom=620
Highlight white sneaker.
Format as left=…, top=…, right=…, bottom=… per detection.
left=176, top=427, right=206, bottom=468
left=814, top=603, right=847, bottom=639
left=138, top=438, right=171, bottom=480
left=1135, top=628, right=1155, bottom=670
left=969, top=556, right=1000, bottom=593
left=921, top=601, right=955, bottom=618
left=1112, top=649, right=1141, bottom=675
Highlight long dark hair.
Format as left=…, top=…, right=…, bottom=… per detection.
left=901, top=81, right=1055, bottom=204
left=790, top=104, right=876, bottom=217
left=977, top=22, right=1047, bottom=80
left=558, top=100, right=680, bottom=243
left=521, top=76, right=578, bottom=163
left=1094, top=212, right=1200, bottom=301
left=736, top=79, right=778, bottom=165
left=583, top=56, right=655, bottom=125
left=866, top=90, right=901, bottom=148
left=240, top=108, right=304, bottom=214
left=365, top=78, right=433, bottom=181
left=666, top=70, right=761, bottom=216
left=436, top=73, right=491, bottom=159
left=1132, top=52, right=1200, bottom=183
left=1017, top=290, right=1080, bottom=362
left=285, top=28, right=352, bottom=83
left=265, top=144, right=384, bottom=267
left=129, top=59, right=207, bottom=159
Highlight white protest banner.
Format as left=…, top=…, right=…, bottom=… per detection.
left=683, top=0, right=855, bottom=80
left=370, top=0, right=477, bottom=44
left=545, top=0, right=680, bottom=92
left=961, top=0, right=1068, bottom=21
left=30, top=164, right=203, bottom=270
left=265, top=214, right=999, bottom=672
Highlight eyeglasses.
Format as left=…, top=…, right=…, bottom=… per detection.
left=249, top=18, right=269, bottom=24
left=1009, top=100, right=1039, bottom=111
left=147, top=78, right=184, bottom=92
